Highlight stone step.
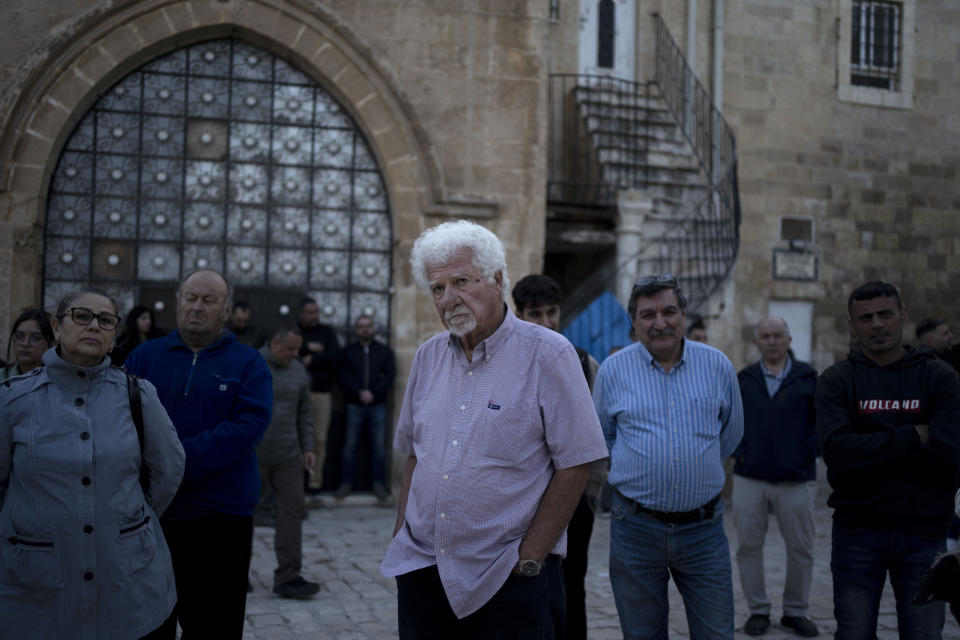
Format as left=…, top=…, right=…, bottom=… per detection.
left=600, top=165, right=703, bottom=189
left=596, top=147, right=701, bottom=171
left=585, top=119, right=686, bottom=148
left=572, top=86, right=667, bottom=111
left=601, top=167, right=707, bottom=193
left=592, top=133, right=693, bottom=156
left=583, top=109, right=678, bottom=131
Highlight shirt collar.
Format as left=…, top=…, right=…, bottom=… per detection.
left=447, top=304, right=515, bottom=362
left=634, top=336, right=688, bottom=372
left=760, top=356, right=792, bottom=380
left=42, top=345, right=112, bottom=380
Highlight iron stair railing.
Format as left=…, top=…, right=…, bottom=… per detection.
left=549, top=15, right=741, bottom=316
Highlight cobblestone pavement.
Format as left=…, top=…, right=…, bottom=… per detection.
left=244, top=486, right=960, bottom=639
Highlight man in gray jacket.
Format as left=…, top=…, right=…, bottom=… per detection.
left=257, top=327, right=319, bottom=598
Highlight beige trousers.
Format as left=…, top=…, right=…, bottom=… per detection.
left=308, top=392, right=331, bottom=489
left=733, top=474, right=817, bottom=617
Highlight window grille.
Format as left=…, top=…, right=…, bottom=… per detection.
left=43, top=38, right=393, bottom=336
left=597, top=0, right=615, bottom=69
left=851, top=0, right=901, bottom=90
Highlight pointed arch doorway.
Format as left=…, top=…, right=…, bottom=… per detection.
left=43, top=37, right=393, bottom=341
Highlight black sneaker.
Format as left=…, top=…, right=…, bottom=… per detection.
left=372, top=482, right=390, bottom=501
left=334, top=483, right=351, bottom=499
left=744, top=614, right=770, bottom=636
left=273, top=576, right=320, bottom=599
left=781, top=616, right=819, bottom=637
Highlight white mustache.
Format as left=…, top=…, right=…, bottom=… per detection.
left=444, top=306, right=474, bottom=324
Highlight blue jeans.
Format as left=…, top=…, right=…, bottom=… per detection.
left=609, top=491, right=734, bottom=640
left=831, top=521, right=945, bottom=640
left=341, top=402, right=386, bottom=485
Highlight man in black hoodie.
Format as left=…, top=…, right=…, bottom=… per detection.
left=734, top=316, right=819, bottom=637
left=817, top=281, right=960, bottom=639
left=336, top=314, right=395, bottom=500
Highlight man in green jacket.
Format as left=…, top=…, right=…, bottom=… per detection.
left=257, top=327, right=319, bottom=598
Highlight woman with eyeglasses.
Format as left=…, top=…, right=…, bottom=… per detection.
left=0, top=287, right=185, bottom=639
left=1, top=308, right=55, bottom=381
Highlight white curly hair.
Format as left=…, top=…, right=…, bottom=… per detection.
left=410, top=220, right=511, bottom=302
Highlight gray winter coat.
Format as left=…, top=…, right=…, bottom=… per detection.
left=0, top=347, right=185, bottom=639
left=256, top=345, right=313, bottom=465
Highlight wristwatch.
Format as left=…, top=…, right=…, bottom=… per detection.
left=515, top=558, right=544, bottom=577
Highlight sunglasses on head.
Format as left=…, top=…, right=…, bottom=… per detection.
left=633, top=274, right=677, bottom=289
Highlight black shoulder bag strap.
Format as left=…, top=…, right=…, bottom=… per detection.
left=125, top=371, right=150, bottom=495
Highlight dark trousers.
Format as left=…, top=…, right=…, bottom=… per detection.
left=396, top=556, right=565, bottom=640
left=562, top=495, right=595, bottom=640
left=832, top=521, right=945, bottom=639
left=161, top=513, right=254, bottom=639
left=259, top=457, right=306, bottom=586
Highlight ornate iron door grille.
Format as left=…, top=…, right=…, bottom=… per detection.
left=44, top=38, right=393, bottom=338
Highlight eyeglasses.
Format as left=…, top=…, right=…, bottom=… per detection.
left=60, top=307, right=121, bottom=331
left=12, top=332, right=47, bottom=346
left=633, top=274, right=677, bottom=289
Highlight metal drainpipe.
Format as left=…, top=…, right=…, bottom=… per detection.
left=712, top=0, right=724, bottom=182
left=712, top=0, right=725, bottom=229
left=685, top=0, right=697, bottom=131
left=713, top=0, right=724, bottom=115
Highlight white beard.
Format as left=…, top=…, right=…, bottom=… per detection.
left=445, top=306, right=477, bottom=337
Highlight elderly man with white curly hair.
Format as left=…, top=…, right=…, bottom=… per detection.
left=380, top=220, right=608, bottom=638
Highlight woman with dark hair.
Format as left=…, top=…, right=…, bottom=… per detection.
left=113, top=305, right=165, bottom=366
left=1, top=308, right=56, bottom=381
left=0, top=286, right=185, bottom=638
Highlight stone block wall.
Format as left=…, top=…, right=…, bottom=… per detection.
left=639, top=0, right=960, bottom=370
left=0, top=0, right=575, bottom=376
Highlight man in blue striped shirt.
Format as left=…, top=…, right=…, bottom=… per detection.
left=594, top=275, right=744, bottom=639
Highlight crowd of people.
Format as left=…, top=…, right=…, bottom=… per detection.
left=1, top=218, right=959, bottom=639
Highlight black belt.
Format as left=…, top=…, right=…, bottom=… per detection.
left=616, top=490, right=721, bottom=525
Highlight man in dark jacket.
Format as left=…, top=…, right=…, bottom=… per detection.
left=336, top=314, right=395, bottom=500
left=126, top=269, right=273, bottom=638
left=733, top=316, right=819, bottom=637
left=817, top=281, right=960, bottom=639
left=297, top=296, right=342, bottom=492
left=512, top=273, right=606, bottom=640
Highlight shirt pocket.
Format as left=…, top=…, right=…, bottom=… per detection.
left=478, top=406, right=543, bottom=464
left=0, top=519, right=63, bottom=595
left=687, top=396, right=722, bottom=440
left=117, top=508, right=158, bottom=574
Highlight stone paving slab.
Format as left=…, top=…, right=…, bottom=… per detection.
left=243, top=491, right=960, bottom=639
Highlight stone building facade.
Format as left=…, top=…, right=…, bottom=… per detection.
left=638, top=0, right=960, bottom=370
left=2, top=0, right=957, bottom=383
left=0, top=0, right=569, bottom=379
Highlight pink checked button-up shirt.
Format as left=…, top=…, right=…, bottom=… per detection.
left=380, top=309, right=608, bottom=618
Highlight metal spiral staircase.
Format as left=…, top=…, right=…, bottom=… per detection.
left=548, top=14, right=741, bottom=317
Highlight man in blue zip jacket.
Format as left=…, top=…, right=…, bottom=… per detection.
left=126, top=269, right=273, bottom=639
left=733, top=316, right=819, bottom=637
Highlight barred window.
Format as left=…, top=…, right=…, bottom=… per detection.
left=851, top=0, right=901, bottom=90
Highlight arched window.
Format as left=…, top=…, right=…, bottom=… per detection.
left=44, top=38, right=392, bottom=337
